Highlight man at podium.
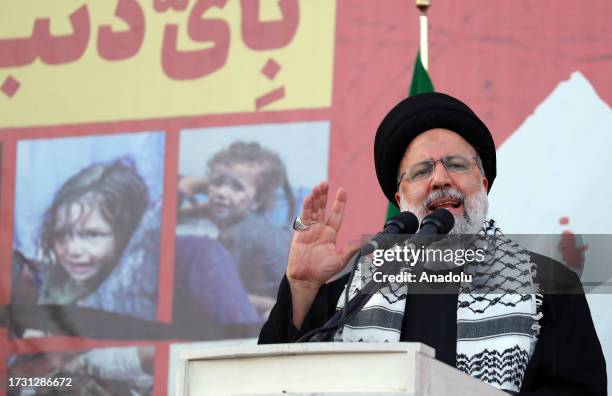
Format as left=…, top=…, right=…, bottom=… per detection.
left=259, top=93, right=606, bottom=395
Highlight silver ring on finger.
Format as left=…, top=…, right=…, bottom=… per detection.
left=293, top=216, right=316, bottom=231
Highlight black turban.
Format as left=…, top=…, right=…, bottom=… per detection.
left=374, top=92, right=496, bottom=207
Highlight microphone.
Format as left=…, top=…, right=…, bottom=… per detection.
left=366, top=209, right=455, bottom=285
left=402, top=208, right=455, bottom=251
left=418, top=208, right=455, bottom=235
left=360, top=211, right=419, bottom=256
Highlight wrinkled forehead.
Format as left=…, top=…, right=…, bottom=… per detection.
left=400, top=128, right=478, bottom=166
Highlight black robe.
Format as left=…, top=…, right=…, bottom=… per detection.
left=259, top=252, right=607, bottom=395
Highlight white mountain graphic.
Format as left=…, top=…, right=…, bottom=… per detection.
left=489, top=71, right=612, bottom=234
left=489, top=71, right=612, bottom=283
left=488, top=71, right=612, bottom=393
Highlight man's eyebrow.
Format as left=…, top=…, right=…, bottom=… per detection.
left=410, top=159, right=434, bottom=167
left=413, top=154, right=472, bottom=162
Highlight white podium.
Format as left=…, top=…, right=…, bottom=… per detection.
left=176, top=342, right=507, bottom=395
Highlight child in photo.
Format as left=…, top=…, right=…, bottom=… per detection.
left=13, top=157, right=159, bottom=322
left=178, top=141, right=294, bottom=316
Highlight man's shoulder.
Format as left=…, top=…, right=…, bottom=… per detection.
left=528, top=251, right=582, bottom=293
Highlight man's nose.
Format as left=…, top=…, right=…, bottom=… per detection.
left=430, top=162, right=453, bottom=190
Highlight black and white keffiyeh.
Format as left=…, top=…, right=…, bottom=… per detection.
left=333, top=219, right=543, bottom=394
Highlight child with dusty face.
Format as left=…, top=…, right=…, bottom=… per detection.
left=206, top=162, right=263, bottom=227
left=51, top=196, right=118, bottom=285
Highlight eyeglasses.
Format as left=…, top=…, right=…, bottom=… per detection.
left=397, top=155, right=478, bottom=186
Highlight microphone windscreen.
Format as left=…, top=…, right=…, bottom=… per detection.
left=385, top=211, right=419, bottom=234
left=426, top=208, right=455, bottom=234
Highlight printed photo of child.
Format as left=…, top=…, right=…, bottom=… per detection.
left=176, top=122, right=329, bottom=322
left=178, top=141, right=294, bottom=313
left=11, top=132, right=164, bottom=331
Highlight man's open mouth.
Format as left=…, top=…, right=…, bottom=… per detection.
left=427, top=198, right=462, bottom=211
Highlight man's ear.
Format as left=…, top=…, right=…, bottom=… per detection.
left=482, top=176, right=489, bottom=192
left=394, top=191, right=401, bottom=207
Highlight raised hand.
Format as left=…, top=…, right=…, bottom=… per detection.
left=287, top=182, right=361, bottom=291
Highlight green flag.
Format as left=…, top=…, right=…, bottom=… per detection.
left=385, top=51, right=434, bottom=221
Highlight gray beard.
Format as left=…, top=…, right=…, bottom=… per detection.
left=399, top=186, right=489, bottom=235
